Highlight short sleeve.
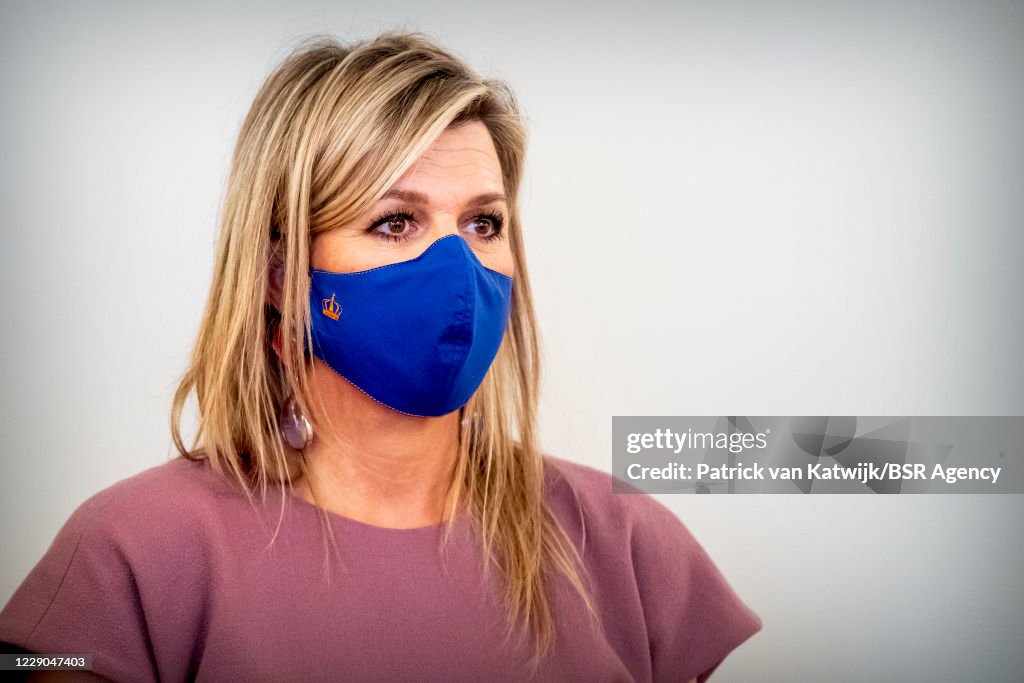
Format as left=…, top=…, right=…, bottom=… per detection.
left=0, top=488, right=159, bottom=683
left=629, top=498, right=762, bottom=682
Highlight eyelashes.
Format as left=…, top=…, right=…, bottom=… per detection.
left=466, top=210, right=506, bottom=240
left=367, top=209, right=416, bottom=243
left=365, top=206, right=506, bottom=244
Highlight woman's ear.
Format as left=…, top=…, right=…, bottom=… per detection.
left=267, top=252, right=285, bottom=360
left=267, top=252, right=285, bottom=312
left=270, top=323, right=284, bottom=359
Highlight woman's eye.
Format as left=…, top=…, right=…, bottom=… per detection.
left=379, top=217, right=408, bottom=234
left=368, top=212, right=416, bottom=242
left=466, top=213, right=505, bottom=241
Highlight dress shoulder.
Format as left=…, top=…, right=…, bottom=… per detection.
left=542, top=454, right=762, bottom=682
left=0, top=456, right=242, bottom=682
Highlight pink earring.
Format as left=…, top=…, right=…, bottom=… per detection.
left=280, top=394, right=313, bottom=450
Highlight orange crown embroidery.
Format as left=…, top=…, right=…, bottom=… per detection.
left=321, top=293, right=341, bottom=321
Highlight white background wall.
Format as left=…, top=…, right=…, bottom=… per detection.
left=1, top=1, right=1022, bottom=680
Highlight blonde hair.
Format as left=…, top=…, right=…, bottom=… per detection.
left=169, top=30, right=596, bottom=662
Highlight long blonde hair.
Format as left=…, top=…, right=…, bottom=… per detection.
left=170, top=30, right=596, bottom=661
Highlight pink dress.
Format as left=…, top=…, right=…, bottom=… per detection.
left=0, top=455, right=761, bottom=681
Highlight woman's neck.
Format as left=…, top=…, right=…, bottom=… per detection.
left=293, top=360, right=461, bottom=529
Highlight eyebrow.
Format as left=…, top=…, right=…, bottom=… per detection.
left=381, top=189, right=507, bottom=206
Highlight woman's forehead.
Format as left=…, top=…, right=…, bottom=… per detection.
left=385, top=122, right=505, bottom=205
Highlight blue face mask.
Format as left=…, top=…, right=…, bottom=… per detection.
left=307, top=234, right=514, bottom=417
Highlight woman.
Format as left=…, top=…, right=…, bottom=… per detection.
left=0, top=31, right=761, bottom=682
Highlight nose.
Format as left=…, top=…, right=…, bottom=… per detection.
left=427, top=214, right=461, bottom=240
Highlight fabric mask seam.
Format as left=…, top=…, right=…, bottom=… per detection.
left=436, top=253, right=476, bottom=398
